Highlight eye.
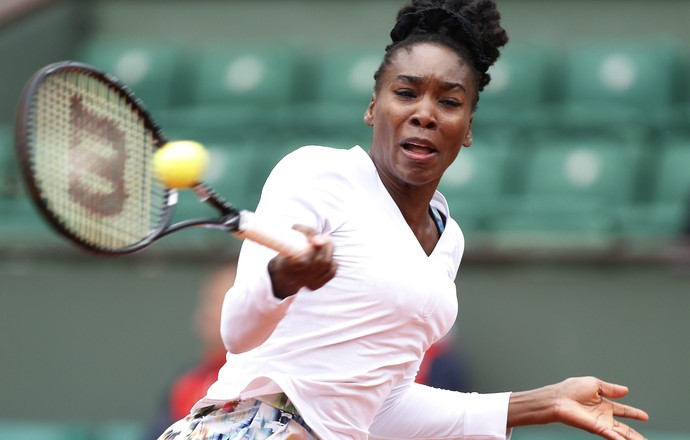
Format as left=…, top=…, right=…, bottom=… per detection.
left=440, top=98, right=461, bottom=108
left=394, top=89, right=416, bottom=99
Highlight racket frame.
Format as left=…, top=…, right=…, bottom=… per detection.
left=14, top=61, right=242, bottom=255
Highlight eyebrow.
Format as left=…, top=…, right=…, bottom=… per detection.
left=395, top=74, right=466, bottom=92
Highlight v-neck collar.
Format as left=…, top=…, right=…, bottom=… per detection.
left=355, top=146, right=448, bottom=257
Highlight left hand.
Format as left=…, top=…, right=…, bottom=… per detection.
left=553, top=376, right=649, bottom=440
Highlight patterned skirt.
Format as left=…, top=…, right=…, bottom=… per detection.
left=157, top=394, right=319, bottom=440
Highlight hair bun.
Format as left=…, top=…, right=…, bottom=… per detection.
left=389, top=6, right=491, bottom=74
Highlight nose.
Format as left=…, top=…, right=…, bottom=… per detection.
left=410, top=97, right=437, bottom=130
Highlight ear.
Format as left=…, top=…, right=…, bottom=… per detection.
left=462, top=116, right=473, bottom=147
left=363, top=93, right=376, bottom=126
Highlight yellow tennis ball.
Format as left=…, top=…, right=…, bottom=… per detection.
left=153, top=140, right=209, bottom=188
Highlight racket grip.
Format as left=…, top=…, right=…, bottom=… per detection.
left=235, top=211, right=310, bottom=257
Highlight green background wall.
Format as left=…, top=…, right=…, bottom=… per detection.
left=2, top=257, right=688, bottom=434
left=1, top=0, right=689, bottom=437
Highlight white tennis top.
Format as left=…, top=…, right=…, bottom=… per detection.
left=201, top=145, right=511, bottom=440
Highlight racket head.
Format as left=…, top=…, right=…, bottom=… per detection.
left=15, top=61, right=174, bottom=255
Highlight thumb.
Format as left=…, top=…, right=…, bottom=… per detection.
left=598, top=380, right=629, bottom=399
left=310, top=234, right=329, bottom=247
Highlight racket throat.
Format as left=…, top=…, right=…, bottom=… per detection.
left=192, top=183, right=238, bottom=216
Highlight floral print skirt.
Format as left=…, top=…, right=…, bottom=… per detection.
left=157, top=394, right=319, bottom=440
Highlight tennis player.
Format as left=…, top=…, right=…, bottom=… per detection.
left=158, top=0, right=649, bottom=439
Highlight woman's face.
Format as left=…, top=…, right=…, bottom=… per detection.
left=365, top=42, right=476, bottom=192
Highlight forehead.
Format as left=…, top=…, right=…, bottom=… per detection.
left=383, top=42, right=474, bottom=86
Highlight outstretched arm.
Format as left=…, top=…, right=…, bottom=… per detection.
left=508, top=376, right=649, bottom=440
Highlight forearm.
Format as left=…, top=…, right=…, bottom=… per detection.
left=220, top=243, right=295, bottom=353
left=507, top=384, right=558, bottom=428
left=370, top=382, right=511, bottom=440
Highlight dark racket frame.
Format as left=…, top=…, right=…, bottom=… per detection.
left=15, top=61, right=307, bottom=256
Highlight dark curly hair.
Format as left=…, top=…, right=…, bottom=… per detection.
left=374, top=0, right=508, bottom=109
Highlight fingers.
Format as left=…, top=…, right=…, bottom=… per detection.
left=605, top=419, right=648, bottom=440
left=612, top=401, right=650, bottom=422
left=596, top=379, right=649, bottom=423
left=304, top=234, right=338, bottom=290
left=268, top=225, right=337, bottom=298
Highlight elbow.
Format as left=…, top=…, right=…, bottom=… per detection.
left=221, top=315, right=281, bottom=354
left=221, top=321, right=261, bottom=354
left=223, top=335, right=260, bottom=354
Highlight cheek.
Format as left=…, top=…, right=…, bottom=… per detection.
left=443, top=147, right=462, bottom=168
left=453, top=117, right=473, bottom=146
left=373, top=109, right=399, bottom=138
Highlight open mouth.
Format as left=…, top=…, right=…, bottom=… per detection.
left=401, top=140, right=437, bottom=159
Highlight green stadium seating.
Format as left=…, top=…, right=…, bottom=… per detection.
left=512, top=427, right=689, bottom=440
left=0, top=125, right=70, bottom=247
left=94, top=420, right=145, bottom=440
left=0, top=420, right=90, bottom=440
left=77, top=39, right=187, bottom=112
left=556, top=39, right=683, bottom=129
left=314, top=47, right=380, bottom=106
left=295, top=48, right=381, bottom=138
left=200, top=140, right=260, bottom=212
left=190, top=45, right=306, bottom=107
left=491, top=129, right=645, bottom=248
left=474, top=42, right=555, bottom=130
left=512, top=426, right=600, bottom=440
left=646, top=433, right=690, bottom=440
left=651, top=135, right=690, bottom=206
left=617, top=133, right=690, bottom=239
left=151, top=140, right=262, bottom=251
left=160, top=45, right=308, bottom=145
left=0, top=124, right=16, bottom=195
left=521, top=131, right=643, bottom=205
left=437, top=131, right=514, bottom=234
left=1, top=126, right=37, bottom=241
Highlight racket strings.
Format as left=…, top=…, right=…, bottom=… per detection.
left=29, top=71, right=167, bottom=250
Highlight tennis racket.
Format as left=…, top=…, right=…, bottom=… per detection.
left=14, top=60, right=309, bottom=256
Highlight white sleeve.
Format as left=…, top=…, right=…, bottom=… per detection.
left=369, top=380, right=512, bottom=440
left=220, top=239, right=296, bottom=354
left=220, top=147, right=338, bottom=353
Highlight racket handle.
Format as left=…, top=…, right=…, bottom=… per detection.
left=235, top=211, right=310, bottom=257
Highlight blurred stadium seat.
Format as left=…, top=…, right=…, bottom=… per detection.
left=93, top=420, right=145, bottom=440
left=512, top=427, right=690, bottom=440
left=490, top=129, right=645, bottom=248
left=160, top=45, right=308, bottom=145
left=0, top=420, right=90, bottom=440
left=150, top=139, right=262, bottom=251
left=512, top=426, right=597, bottom=440
left=0, top=125, right=68, bottom=247
left=474, top=42, right=556, bottom=130
left=0, top=125, right=41, bottom=242
left=647, top=433, right=690, bottom=440
left=617, top=132, right=690, bottom=239
left=555, top=39, right=683, bottom=129
left=190, top=45, right=306, bottom=107
left=0, top=124, right=16, bottom=195
left=196, top=140, right=260, bottom=212
left=438, top=131, right=514, bottom=235
left=313, top=48, right=380, bottom=106
left=77, top=39, right=187, bottom=112
left=291, top=47, right=381, bottom=142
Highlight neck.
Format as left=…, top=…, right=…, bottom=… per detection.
left=379, top=174, right=436, bottom=230
left=378, top=174, right=441, bottom=256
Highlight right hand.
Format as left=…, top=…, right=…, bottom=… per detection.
left=267, top=225, right=337, bottom=299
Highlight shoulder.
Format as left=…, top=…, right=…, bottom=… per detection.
left=269, top=145, right=373, bottom=186
left=278, top=145, right=366, bottom=172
